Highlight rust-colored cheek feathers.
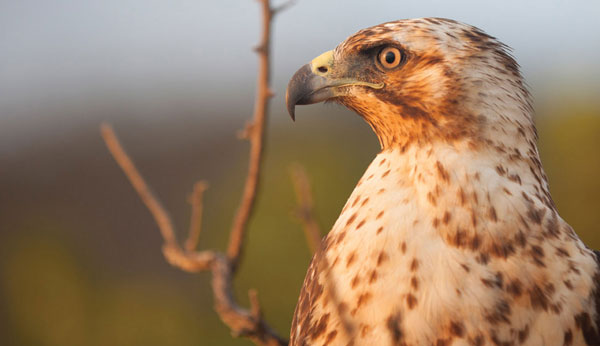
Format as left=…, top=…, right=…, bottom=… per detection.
left=287, top=17, right=531, bottom=151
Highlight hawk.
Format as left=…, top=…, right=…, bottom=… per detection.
left=285, top=18, right=600, bottom=345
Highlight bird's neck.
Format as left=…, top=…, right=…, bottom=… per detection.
left=344, top=140, right=555, bottom=254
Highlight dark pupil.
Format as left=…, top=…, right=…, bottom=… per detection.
left=384, top=51, right=396, bottom=64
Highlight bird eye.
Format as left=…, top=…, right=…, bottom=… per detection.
left=377, top=47, right=403, bottom=69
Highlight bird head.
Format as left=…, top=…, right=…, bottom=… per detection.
left=286, top=18, right=533, bottom=150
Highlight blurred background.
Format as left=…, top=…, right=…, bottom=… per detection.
left=1, top=0, right=599, bottom=345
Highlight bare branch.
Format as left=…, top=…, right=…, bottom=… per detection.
left=185, top=181, right=208, bottom=252
left=101, top=123, right=178, bottom=247
left=227, top=0, right=280, bottom=270
left=101, top=124, right=287, bottom=344
left=211, top=255, right=287, bottom=346
left=102, top=123, right=215, bottom=272
left=100, top=0, right=295, bottom=344
left=290, top=164, right=322, bottom=253
left=249, top=289, right=262, bottom=321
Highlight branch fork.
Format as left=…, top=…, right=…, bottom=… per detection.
left=101, top=0, right=294, bottom=344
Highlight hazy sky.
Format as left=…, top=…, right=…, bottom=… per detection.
left=1, top=0, right=599, bottom=134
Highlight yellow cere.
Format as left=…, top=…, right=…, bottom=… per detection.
left=310, top=50, right=334, bottom=74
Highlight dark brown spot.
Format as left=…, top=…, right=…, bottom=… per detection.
left=470, top=234, right=481, bottom=251
left=406, top=293, right=417, bottom=309
left=410, top=276, right=419, bottom=290
left=527, top=206, right=546, bottom=224
left=495, top=165, right=506, bottom=176
left=509, top=174, right=522, bottom=186
left=442, top=211, right=452, bottom=225
left=377, top=251, right=389, bottom=266
left=564, top=279, right=573, bottom=290
left=450, top=321, right=464, bottom=337
left=481, top=277, right=496, bottom=288
left=427, top=191, right=437, bottom=206
left=346, top=252, right=356, bottom=267
left=458, top=188, right=466, bottom=205
left=575, top=312, right=600, bottom=345
left=325, top=330, right=338, bottom=343
left=386, top=312, right=403, bottom=343
left=529, top=284, right=549, bottom=311
left=436, top=339, right=450, bottom=346
left=488, top=206, right=498, bottom=222
left=563, top=329, right=572, bottom=346
left=518, top=324, right=530, bottom=343
left=476, top=252, right=490, bottom=264
left=309, top=313, right=330, bottom=339
left=346, top=213, right=357, bottom=226
left=356, top=292, right=372, bottom=308
left=376, top=210, right=385, bottom=219
left=351, top=274, right=360, bottom=289
left=522, top=191, right=533, bottom=203
left=382, top=169, right=391, bottom=178
left=556, top=247, right=569, bottom=257
left=471, top=335, right=484, bottom=346
left=485, top=299, right=511, bottom=324
left=376, top=226, right=383, bottom=235
left=506, top=279, right=522, bottom=297
left=369, top=270, right=378, bottom=284
left=436, top=161, right=450, bottom=182
left=410, top=258, right=419, bottom=271
left=360, top=324, right=371, bottom=337
left=356, top=219, right=366, bottom=229
left=530, top=245, right=545, bottom=267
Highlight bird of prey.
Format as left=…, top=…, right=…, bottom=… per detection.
left=285, top=18, right=600, bottom=346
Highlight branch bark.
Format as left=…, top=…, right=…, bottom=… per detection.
left=101, top=0, right=292, bottom=344
left=290, top=164, right=322, bottom=254
left=227, top=0, right=274, bottom=271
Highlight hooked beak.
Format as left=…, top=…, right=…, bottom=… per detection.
left=285, top=50, right=383, bottom=120
left=286, top=63, right=334, bottom=121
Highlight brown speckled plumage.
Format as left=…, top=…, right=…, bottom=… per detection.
left=288, top=18, right=600, bottom=346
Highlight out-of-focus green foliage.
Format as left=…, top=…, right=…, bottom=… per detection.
left=537, top=105, right=600, bottom=247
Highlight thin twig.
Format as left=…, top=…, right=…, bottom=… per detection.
left=101, top=0, right=294, bottom=344
left=185, top=181, right=208, bottom=252
left=101, top=123, right=215, bottom=272
left=272, top=0, right=296, bottom=14
left=290, top=164, right=322, bottom=253
left=101, top=123, right=178, bottom=247
left=226, top=0, right=277, bottom=271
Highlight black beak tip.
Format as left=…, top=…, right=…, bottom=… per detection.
left=285, top=91, right=296, bottom=121
left=285, top=93, right=296, bottom=121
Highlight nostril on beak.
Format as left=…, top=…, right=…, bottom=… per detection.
left=317, top=66, right=328, bottom=73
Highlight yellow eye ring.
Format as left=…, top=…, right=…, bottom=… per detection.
left=378, top=47, right=403, bottom=69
